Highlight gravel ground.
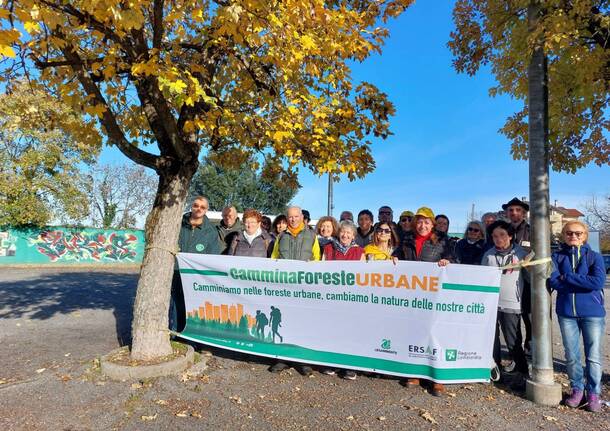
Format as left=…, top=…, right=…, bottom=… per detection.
left=0, top=268, right=608, bottom=430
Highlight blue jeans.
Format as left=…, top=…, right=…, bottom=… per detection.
left=558, top=316, right=605, bottom=395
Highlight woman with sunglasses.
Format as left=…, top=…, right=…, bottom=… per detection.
left=455, top=221, right=486, bottom=265
left=548, top=221, right=606, bottom=412
left=364, top=222, right=399, bottom=261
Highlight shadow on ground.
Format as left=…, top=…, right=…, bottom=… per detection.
left=0, top=271, right=138, bottom=345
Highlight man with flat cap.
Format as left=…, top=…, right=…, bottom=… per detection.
left=502, top=197, right=532, bottom=357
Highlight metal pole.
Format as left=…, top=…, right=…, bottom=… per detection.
left=327, top=173, right=333, bottom=216
left=525, top=1, right=561, bottom=405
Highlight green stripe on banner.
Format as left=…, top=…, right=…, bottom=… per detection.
left=443, top=283, right=499, bottom=293
left=179, top=331, right=490, bottom=382
left=180, top=269, right=228, bottom=276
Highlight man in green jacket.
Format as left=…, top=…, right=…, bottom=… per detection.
left=269, top=206, right=319, bottom=375
left=170, top=196, right=221, bottom=332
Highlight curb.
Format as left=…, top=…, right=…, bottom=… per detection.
left=100, top=345, right=195, bottom=381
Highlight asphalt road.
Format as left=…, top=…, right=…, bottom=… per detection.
left=0, top=268, right=608, bottom=430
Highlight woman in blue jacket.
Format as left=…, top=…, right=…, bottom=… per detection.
left=548, top=221, right=606, bottom=412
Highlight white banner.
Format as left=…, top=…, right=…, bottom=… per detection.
left=177, top=253, right=501, bottom=383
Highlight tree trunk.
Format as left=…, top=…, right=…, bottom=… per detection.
left=130, top=162, right=198, bottom=360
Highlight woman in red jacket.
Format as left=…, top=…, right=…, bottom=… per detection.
left=322, top=221, right=365, bottom=261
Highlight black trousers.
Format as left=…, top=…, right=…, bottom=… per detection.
left=493, top=311, right=528, bottom=373
left=169, top=271, right=186, bottom=332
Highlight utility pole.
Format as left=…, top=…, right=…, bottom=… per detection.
left=525, top=1, right=561, bottom=406
left=327, top=173, right=334, bottom=216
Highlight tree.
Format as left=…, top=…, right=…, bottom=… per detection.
left=1, top=0, right=410, bottom=360
left=584, top=193, right=610, bottom=252
left=189, top=153, right=299, bottom=214
left=0, top=81, right=100, bottom=227
left=89, top=163, right=157, bottom=229
left=449, top=0, right=610, bottom=172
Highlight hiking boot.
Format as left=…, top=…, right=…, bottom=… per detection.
left=405, top=378, right=420, bottom=387
left=431, top=383, right=445, bottom=397
left=586, top=393, right=602, bottom=413
left=341, top=370, right=357, bottom=380
left=321, top=368, right=336, bottom=376
left=296, top=364, right=313, bottom=376
left=490, top=365, right=502, bottom=383
left=564, top=389, right=584, bottom=408
left=269, top=361, right=289, bottom=373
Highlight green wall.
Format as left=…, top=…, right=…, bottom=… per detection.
left=0, top=226, right=145, bottom=265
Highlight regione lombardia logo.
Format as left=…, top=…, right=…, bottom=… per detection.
left=381, top=339, right=391, bottom=350
left=445, top=349, right=457, bottom=361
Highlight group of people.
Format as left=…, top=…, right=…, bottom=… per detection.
left=170, top=196, right=606, bottom=410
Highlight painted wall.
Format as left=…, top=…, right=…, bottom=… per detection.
left=0, top=226, right=145, bottom=265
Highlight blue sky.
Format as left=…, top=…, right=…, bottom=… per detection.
left=100, top=1, right=609, bottom=232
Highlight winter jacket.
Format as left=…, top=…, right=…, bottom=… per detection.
left=394, top=231, right=454, bottom=263
left=178, top=213, right=222, bottom=255
left=323, top=242, right=364, bottom=261
left=482, top=244, right=528, bottom=313
left=455, top=238, right=485, bottom=265
left=217, top=219, right=244, bottom=254
left=270, top=227, right=320, bottom=261
left=229, top=230, right=273, bottom=258
left=513, top=220, right=531, bottom=252
left=548, top=243, right=606, bottom=318
left=355, top=227, right=374, bottom=248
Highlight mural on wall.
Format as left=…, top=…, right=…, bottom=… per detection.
left=28, top=230, right=139, bottom=262
left=0, top=231, right=17, bottom=257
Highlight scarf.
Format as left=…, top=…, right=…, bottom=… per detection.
left=364, top=244, right=393, bottom=260
left=415, top=232, right=432, bottom=257
left=318, top=236, right=334, bottom=248
left=287, top=222, right=305, bottom=237
left=332, top=238, right=356, bottom=255
left=244, top=227, right=262, bottom=245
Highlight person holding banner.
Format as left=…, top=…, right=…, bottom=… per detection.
left=363, top=222, right=399, bottom=261
left=548, top=221, right=606, bottom=412
left=322, top=221, right=365, bottom=262
left=170, top=196, right=222, bottom=333
left=228, top=209, right=273, bottom=258
left=395, top=206, right=453, bottom=397
left=269, top=206, right=320, bottom=376
left=481, top=220, right=529, bottom=390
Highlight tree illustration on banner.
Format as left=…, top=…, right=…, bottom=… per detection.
left=1, top=0, right=412, bottom=360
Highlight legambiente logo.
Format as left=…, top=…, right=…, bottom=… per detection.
left=375, top=339, right=397, bottom=355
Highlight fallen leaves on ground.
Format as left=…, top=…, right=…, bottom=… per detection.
left=36, top=368, right=46, bottom=373
left=229, top=396, right=243, bottom=404
left=141, top=414, right=157, bottom=421
left=420, top=410, right=438, bottom=425
left=544, top=415, right=558, bottom=422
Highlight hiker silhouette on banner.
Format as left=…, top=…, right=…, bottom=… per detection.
left=255, top=310, right=268, bottom=339
left=269, top=306, right=283, bottom=343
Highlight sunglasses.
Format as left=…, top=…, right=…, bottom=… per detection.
left=379, top=211, right=392, bottom=215
left=565, top=231, right=584, bottom=237
left=376, top=228, right=392, bottom=234
left=192, top=204, right=208, bottom=209
left=467, top=227, right=481, bottom=233
left=400, top=217, right=412, bottom=223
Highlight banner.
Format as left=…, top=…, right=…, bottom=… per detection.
left=177, top=253, right=501, bottom=383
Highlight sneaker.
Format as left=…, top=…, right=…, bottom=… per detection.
left=564, top=389, right=584, bottom=408
left=269, top=361, right=289, bottom=373
left=341, top=370, right=357, bottom=380
left=504, top=360, right=516, bottom=373
left=490, top=365, right=502, bottom=383
left=586, top=393, right=602, bottom=413
left=431, top=383, right=445, bottom=397
left=296, top=364, right=313, bottom=376
left=321, top=368, right=336, bottom=376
